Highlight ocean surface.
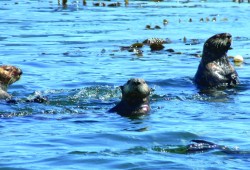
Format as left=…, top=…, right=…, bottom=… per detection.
left=0, top=0, right=250, bottom=169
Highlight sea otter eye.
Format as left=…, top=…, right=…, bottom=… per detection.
left=132, top=81, right=138, bottom=85
left=4, top=67, right=11, bottom=72
left=226, top=35, right=231, bottom=39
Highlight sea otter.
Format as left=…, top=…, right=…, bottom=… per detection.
left=194, top=33, right=239, bottom=88
left=109, top=78, right=151, bottom=117
left=0, top=65, right=22, bottom=100
left=186, top=140, right=247, bottom=155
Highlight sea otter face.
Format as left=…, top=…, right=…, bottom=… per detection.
left=0, top=65, right=22, bottom=86
left=121, top=78, right=151, bottom=99
left=204, top=33, right=232, bottom=54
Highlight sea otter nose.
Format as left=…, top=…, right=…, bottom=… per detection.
left=18, top=69, right=23, bottom=75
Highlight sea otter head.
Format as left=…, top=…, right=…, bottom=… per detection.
left=0, top=65, right=22, bottom=88
left=203, top=33, right=232, bottom=59
left=121, top=78, right=151, bottom=103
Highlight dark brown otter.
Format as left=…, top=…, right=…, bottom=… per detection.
left=109, top=78, right=151, bottom=117
left=194, top=33, right=239, bottom=88
left=0, top=65, right=22, bottom=100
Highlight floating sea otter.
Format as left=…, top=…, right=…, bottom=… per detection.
left=159, top=140, right=247, bottom=155
left=194, top=33, right=239, bottom=88
left=187, top=140, right=224, bottom=153
left=109, top=78, right=151, bottom=117
left=0, top=65, right=22, bottom=100
left=0, top=65, right=47, bottom=103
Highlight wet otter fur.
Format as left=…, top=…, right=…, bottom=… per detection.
left=0, top=65, right=22, bottom=100
left=186, top=140, right=246, bottom=155
left=194, top=33, right=239, bottom=88
left=109, top=78, right=151, bottom=117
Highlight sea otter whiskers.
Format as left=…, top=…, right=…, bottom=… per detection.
left=194, top=33, right=239, bottom=88
left=0, top=65, right=22, bottom=100
left=109, top=78, right=151, bottom=117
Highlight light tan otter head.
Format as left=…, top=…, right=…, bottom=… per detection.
left=0, top=65, right=22, bottom=90
left=203, top=33, right=232, bottom=58
left=121, top=78, right=151, bottom=101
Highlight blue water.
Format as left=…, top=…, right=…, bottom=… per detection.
left=1, top=0, right=250, bottom=169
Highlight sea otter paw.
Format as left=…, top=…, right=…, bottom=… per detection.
left=26, top=95, right=48, bottom=103
left=229, top=73, right=239, bottom=86
left=231, top=73, right=237, bottom=80
left=6, top=99, right=18, bottom=104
